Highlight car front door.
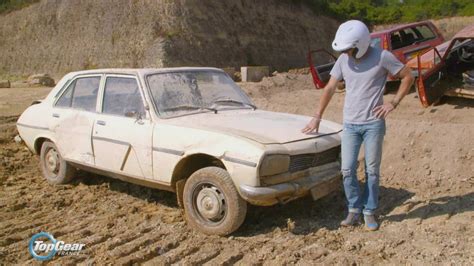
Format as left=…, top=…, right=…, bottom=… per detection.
left=51, top=75, right=101, bottom=165
left=416, top=47, right=447, bottom=106
left=308, top=49, right=337, bottom=89
left=92, top=75, right=153, bottom=179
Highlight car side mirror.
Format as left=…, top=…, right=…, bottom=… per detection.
left=124, top=110, right=137, bottom=118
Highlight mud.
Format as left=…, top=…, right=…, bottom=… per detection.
left=0, top=75, right=473, bottom=264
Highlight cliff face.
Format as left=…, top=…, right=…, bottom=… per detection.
left=0, top=0, right=339, bottom=75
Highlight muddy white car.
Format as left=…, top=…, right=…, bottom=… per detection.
left=17, top=68, right=342, bottom=235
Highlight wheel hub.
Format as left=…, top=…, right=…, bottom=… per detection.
left=45, top=149, right=60, bottom=174
left=196, top=186, right=225, bottom=221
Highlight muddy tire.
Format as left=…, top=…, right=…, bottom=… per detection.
left=40, top=141, right=76, bottom=184
left=183, top=167, right=247, bottom=236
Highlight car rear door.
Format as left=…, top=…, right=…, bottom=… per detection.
left=51, top=75, right=101, bottom=164
left=92, top=75, right=154, bottom=179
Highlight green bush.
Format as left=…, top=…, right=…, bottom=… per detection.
left=0, top=0, right=39, bottom=15
left=295, top=0, right=474, bottom=25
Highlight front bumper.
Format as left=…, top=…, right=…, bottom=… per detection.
left=239, top=162, right=342, bottom=206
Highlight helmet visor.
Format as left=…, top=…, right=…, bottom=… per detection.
left=332, top=41, right=354, bottom=52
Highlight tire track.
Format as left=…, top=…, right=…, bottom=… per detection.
left=114, top=233, right=186, bottom=265
left=143, top=239, right=203, bottom=265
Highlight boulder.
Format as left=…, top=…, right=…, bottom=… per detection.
left=241, top=66, right=269, bottom=82
left=27, top=74, right=55, bottom=87
left=221, top=67, right=236, bottom=78
left=0, top=80, right=11, bottom=88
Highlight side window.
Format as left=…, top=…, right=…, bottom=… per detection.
left=391, top=27, right=418, bottom=50
left=55, top=81, right=75, bottom=108
left=102, top=77, right=145, bottom=117
left=72, top=77, right=100, bottom=111
left=55, top=76, right=100, bottom=112
left=401, top=28, right=417, bottom=46
left=415, top=25, right=436, bottom=40
left=390, top=31, right=403, bottom=49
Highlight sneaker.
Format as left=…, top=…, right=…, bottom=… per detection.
left=340, top=212, right=361, bottom=227
left=364, top=214, right=379, bottom=231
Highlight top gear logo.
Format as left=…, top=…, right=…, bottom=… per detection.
left=28, top=232, right=85, bottom=261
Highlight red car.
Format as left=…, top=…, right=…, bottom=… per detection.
left=370, top=21, right=445, bottom=63
left=307, top=21, right=445, bottom=89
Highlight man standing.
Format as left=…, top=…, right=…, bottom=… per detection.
left=302, top=20, right=414, bottom=231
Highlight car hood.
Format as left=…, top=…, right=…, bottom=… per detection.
left=165, top=110, right=342, bottom=144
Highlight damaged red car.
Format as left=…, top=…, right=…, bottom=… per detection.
left=407, top=24, right=474, bottom=107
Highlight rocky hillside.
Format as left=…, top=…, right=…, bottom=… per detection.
left=0, top=0, right=339, bottom=76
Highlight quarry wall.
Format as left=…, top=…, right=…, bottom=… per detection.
left=0, top=0, right=339, bottom=75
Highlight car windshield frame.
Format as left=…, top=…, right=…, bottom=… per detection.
left=145, top=69, right=255, bottom=118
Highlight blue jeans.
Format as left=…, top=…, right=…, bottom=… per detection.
left=341, top=119, right=385, bottom=215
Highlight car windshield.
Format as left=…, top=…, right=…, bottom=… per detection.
left=147, top=70, right=254, bottom=117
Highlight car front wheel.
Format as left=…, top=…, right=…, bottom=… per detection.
left=40, top=141, right=76, bottom=184
left=183, top=166, right=247, bottom=236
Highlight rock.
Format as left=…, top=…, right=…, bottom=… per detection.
left=286, top=218, right=296, bottom=233
left=272, top=74, right=287, bottom=87
left=221, top=67, right=236, bottom=80
left=0, top=80, right=11, bottom=88
left=14, top=135, right=22, bottom=143
left=27, top=74, right=55, bottom=87
left=234, top=71, right=242, bottom=82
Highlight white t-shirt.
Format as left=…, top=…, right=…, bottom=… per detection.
left=330, top=47, right=404, bottom=124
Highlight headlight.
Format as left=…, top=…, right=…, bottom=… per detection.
left=260, top=155, right=290, bottom=176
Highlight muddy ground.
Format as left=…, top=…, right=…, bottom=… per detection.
left=0, top=74, right=473, bottom=265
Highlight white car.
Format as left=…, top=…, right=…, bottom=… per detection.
left=17, top=68, right=342, bottom=235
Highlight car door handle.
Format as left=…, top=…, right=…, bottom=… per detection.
left=97, top=120, right=106, bottom=126
left=52, top=113, right=60, bottom=118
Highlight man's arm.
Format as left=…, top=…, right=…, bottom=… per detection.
left=373, top=66, right=414, bottom=119
left=301, top=76, right=339, bottom=133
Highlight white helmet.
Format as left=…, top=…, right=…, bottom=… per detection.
left=332, top=20, right=371, bottom=59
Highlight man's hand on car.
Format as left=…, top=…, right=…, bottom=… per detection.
left=302, top=115, right=321, bottom=134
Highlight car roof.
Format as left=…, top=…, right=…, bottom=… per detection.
left=66, top=67, right=225, bottom=77
left=371, top=20, right=433, bottom=36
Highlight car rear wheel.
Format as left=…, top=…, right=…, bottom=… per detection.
left=40, top=141, right=76, bottom=184
left=183, top=166, right=247, bottom=236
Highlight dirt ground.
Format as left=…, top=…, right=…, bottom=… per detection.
left=1, top=74, right=473, bottom=265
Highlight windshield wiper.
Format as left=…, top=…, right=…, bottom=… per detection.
left=162, top=105, right=218, bottom=114
left=211, top=99, right=257, bottom=110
